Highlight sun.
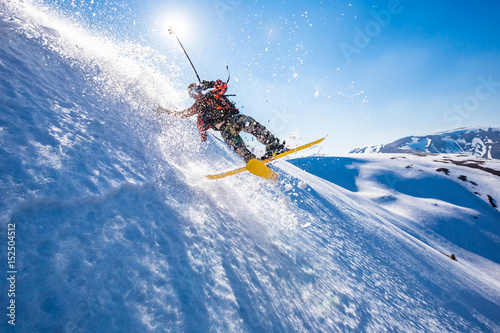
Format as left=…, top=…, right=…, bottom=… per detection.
left=161, top=14, right=191, bottom=39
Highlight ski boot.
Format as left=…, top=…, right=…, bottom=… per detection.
left=261, top=140, right=287, bottom=160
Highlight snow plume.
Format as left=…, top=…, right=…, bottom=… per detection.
left=1, top=1, right=499, bottom=332
left=3, top=0, right=184, bottom=110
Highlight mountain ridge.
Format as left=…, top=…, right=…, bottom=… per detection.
left=350, top=127, right=500, bottom=159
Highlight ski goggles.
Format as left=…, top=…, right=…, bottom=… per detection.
left=189, top=87, right=203, bottom=98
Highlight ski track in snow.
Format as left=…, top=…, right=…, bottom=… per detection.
left=1, top=1, right=499, bottom=332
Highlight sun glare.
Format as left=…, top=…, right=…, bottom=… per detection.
left=162, top=14, right=190, bottom=39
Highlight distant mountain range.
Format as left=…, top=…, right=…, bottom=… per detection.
left=350, top=127, right=500, bottom=159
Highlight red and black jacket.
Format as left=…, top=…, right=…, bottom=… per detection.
left=173, top=80, right=239, bottom=141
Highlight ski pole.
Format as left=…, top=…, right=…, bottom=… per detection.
left=168, top=26, right=201, bottom=83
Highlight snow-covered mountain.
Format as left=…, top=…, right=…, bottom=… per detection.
left=350, top=127, right=500, bottom=159
left=1, top=1, right=499, bottom=332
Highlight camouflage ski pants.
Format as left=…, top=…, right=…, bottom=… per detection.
left=218, top=114, right=280, bottom=163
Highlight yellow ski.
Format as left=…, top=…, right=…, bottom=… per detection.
left=247, top=159, right=280, bottom=182
left=206, top=136, right=327, bottom=180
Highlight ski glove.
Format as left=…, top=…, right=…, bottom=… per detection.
left=156, top=106, right=171, bottom=115
left=200, top=80, right=214, bottom=90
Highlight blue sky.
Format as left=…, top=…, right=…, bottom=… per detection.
left=43, top=0, right=500, bottom=154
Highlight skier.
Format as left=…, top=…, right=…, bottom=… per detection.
left=157, top=79, right=287, bottom=163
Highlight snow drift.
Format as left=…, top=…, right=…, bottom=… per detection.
left=1, top=1, right=499, bottom=332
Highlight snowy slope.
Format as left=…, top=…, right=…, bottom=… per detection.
left=350, top=127, right=500, bottom=159
left=289, top=155, right=500, bottom=263
left=1, top=1, right=500, bottom=332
